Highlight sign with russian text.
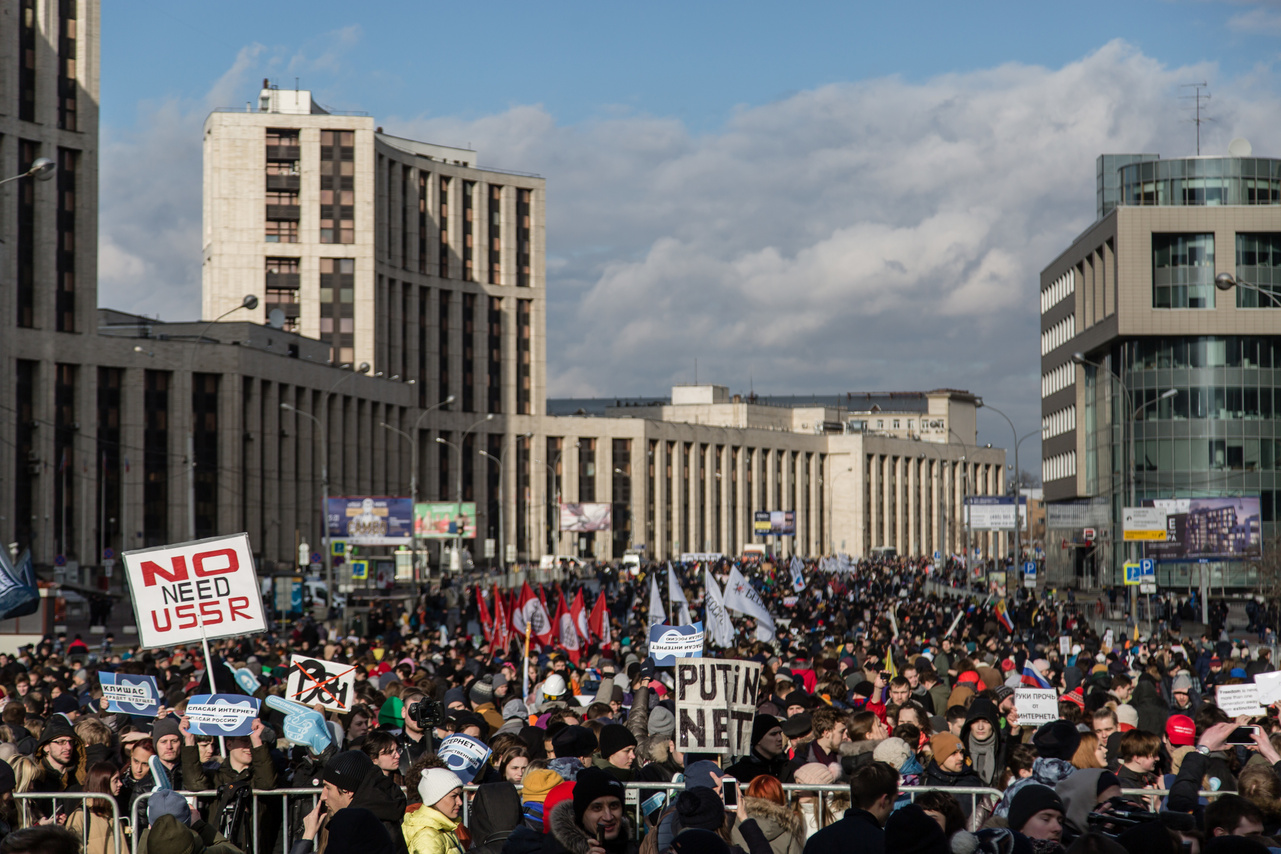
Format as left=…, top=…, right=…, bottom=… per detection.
left=1217, top=683, right=1265, bottom=717
left=185, top=694, right=261, bottom=736
left=675, top=659, right=763, bottom=755
left=99, top=672, right=161, bottom=717
left=437, top=734, right=493, bottom=785
left=122, top=533, right=267, bottom=648
left=285, top=655, right=357, bottom=711
left=1014, top=688, right=1059, bottom=725
left=1122, top=507, right=1168, bottom=541
left=649, top=622, right=705, bottom=666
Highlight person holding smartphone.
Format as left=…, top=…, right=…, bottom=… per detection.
left=545, top=767, right=635, bottom=854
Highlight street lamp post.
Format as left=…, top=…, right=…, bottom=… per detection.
left=0, top=157, right=55, bottom=188
left=380, top=394, right=454, bottom=581
left=975, top=400, right=1020, bottom=582
left=435, top=414, right=493, bottom=572
left=1215, top=272, right=1281, bottom=308
left=187, top=294, right=258, bottom=540
left=480, top=433, right=531, bottom=573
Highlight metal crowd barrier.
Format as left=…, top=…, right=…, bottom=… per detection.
left=129, top=788, right=322, bottom=854
left=15, top=791, right=124, bottom=853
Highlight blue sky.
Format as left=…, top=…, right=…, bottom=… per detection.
left=98, top=1, right=1281, bottom=462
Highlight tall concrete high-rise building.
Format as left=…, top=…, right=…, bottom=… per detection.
left=203, top=84, right=547, bottom=417
left=1041, top=147, right=1281, bottom=590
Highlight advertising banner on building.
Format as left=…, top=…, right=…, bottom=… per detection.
left=753, top=511, right=795, bottom=536
left=414, top=502, right=478, bottom=539
left=675, top=658, right=763, bottom=754
left=326, top=497, right=413, bottom=545
left=964, top=496, right=1028, bottom=531
left=1046, top=499, right=1112, bottom=529
left=1145, top=497, right=1261, bottom=560
left=122, top=533, right=267, bottom=648
left=559, top=502, right=613, bottom=532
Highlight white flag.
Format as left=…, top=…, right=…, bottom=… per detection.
left=723, top=566, right=776, bottom=642
left=789, top=555, right=806, bottom=593
left=703, top=567, right=734, bottom=647
left=648, top=574, right=667, bottom=628
left=668, top=562, right=692, bottom=626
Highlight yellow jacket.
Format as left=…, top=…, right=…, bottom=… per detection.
left=404, top=806, right=463, bottom=854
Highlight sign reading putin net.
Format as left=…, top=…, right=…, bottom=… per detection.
left=123, top=533, right=267, bottom=648
left=675, top=659, right=763, bottom=755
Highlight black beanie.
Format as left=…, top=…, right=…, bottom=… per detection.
left=1032, top=720, right=1080, bottom=761
left=1007, top=784, right=1064, bottom=834
left=598, top=724, right=637, bottom=761
left=572, top=766, right=626, bottom=825
left=885, top=803, right=949, bottom=854
left=552, top=725, right=598, bottom=759
left=323, top=749, right=375, bottom=793
left=1096, top=771, right=1121, bottom=796
left=751, top=714, right=781, bottom=747
left=674, top=787, right=724, bottom=831
left=1204, top=837, right=1272, bottom=854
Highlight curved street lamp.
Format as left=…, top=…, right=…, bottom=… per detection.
left=1215, top=272, right=1281, bottom=308
left=0, top=157, right=56, bottom=187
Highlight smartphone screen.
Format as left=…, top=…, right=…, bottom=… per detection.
left=1226, top=726, right=1259, bottom=745
left=722, top=776, right=739, bottom=809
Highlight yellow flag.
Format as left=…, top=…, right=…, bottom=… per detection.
left=884, top=647, right=898, bottom=680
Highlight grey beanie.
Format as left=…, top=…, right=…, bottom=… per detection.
left=501, top=698, right=528, bottom=720
left=648, top=706, right=675, bottom=738
left=148, top=789, right=192, bottom=827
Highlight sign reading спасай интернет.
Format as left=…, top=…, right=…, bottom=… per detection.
left=675, top=659, right=762, bottom=755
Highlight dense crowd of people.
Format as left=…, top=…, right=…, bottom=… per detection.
left=0, top=555, right=1277, bottom=854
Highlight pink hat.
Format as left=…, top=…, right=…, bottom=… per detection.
left=793, top=762, right=836, bottom=786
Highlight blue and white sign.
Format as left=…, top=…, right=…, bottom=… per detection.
left=964, top=496, right=1029, bottom=531
left=185, top=694, right=261, bottom=736
left=933, top=551, right=941, bottom=561
left=648, top=622, right=705, bottom=666
left=99, top=672, right=160, bottom=716
left=1139, top=558, right=1157, bottom=592
left=437, top=734, right=493, bottom=785
left=1022, top=561, right=1037, bottom=589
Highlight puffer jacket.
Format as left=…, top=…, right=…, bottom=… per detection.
left=403, top=805, right=464, bottom=854
left=994, top=757, right=1077, bottom=818
left=731, top=798, right=804, bottom=854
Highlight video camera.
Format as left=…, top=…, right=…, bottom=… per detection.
left=1086, top=798, right=1161, bottom=837
left=405, top=696, right=445, bottom=729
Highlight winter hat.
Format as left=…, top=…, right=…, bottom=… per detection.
left=674, top=787, right=724, bottom=831
left=994, top=686, right=1015, bottom=704
left=1115, top=705, right=1138, bottom=732
left=873, top=737, right=913, bottom=771
left=572, top=766, right=626, bottom=824
left=648, top=706, right=676, bottom=738
left=1165, top=715, right=1196, bottom=747
left=850, top=680, right=875, bottom=698
left=683, top=760, right=722, bottom=790
left=929, top=732, right=963, bottom=763
left=148, top=789, right=193, bottom=827
left=37, top=714, right=77, bottom=748
left=470, top=677, right=496, bottom=706
left=1007, top=784, right=1064, bottom=834
left=0, top=760, right=14, bottom=796
left=322, top=750, right=374, bottom=793
left=502, top=698, right=529, bottom=720
left=543, top=779, right=577, bottom=826
left=750, top=714, right=781, bottom=747
left=521, top=768, right=564, bottom=804
left=443, top=687, right=467, bottom=708
left=1059, top=686, right=1085, bottom=709
left=793, top=762, right=837, bottom=786
left=1096, top=771, right=1121, bottom=795
left=151, top=716, right=182, bottom=742
left=419, top=767, right=464, bottom=809
left=672, top=829, right=731, bottom=854
left=780, top=713, right=812, bottom=739
left=1171, top=675, right=1193, bottom=693
left=378, top=696, right=404, bottom=728
left=519, top=725, right=548, bottom=760
left=148, top=814, right=195, bottom=854
left=599, top=724, right=637, bottom=760
left=885, top=803, right=949, bottom=854
left=552, top=725, right=598, bottom=759
left=542, top=674, right=568, bottom=698
left=1032, top=720, right=1081, bottom=761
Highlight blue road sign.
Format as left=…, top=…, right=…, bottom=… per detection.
left=1023, top=561, right=1036, bottom=575
left=54, top=555, right=66, bottom=567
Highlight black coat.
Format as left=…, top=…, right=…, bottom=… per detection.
left=724, top=749, right=790, bottom=784
left=801, top=808, right=883, bottom=854
left=921, top=760, right=985, bottom=817
left=351, top=769, right=408, bottom=854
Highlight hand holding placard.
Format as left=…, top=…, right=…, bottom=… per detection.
left=264, top=695, right=332, bottom=754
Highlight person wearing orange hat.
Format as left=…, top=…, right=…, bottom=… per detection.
left=921, top=733, right=984, bottom=818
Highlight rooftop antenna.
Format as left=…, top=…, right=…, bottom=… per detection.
left=694, top=358, right=698, bottom=385
left=295, top=77, right=299, bottom=91
left=1180, top=83, right=1211, bottom=155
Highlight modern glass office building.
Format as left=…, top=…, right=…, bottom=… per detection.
left=1040, top=151, right=1281, bottom=591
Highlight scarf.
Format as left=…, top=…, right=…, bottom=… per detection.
left=969, top=729, right=997, bottom=784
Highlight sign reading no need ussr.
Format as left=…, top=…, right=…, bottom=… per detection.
left=122, top=533, right=267, bottom=648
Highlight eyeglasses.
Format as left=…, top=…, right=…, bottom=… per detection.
left=49, top=738, right=72, bottom=747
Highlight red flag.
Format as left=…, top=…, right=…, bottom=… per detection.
left=477, top=587, right=494, bottom=646
left=537, top=584, right=550, bottom=614
left=588, top=592, right=611, bottom=646
left=491, top=584, right=510, bottom=653
left=512, top=581, right=553, bottom=648
left=570, top=589, right=590, bottom=643
left=554, top=592, right=582, bottom=664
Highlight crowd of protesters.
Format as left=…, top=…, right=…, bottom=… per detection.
left=0, top=555, right=1276, bottom=854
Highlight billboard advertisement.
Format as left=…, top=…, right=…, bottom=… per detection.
left=753, top=511, right=795, bottom=536
left=1144, top=497, right=1261, bottom=560
left=327, top=498, right=413, bottom=545
left=414, top=502, right=478, bottom=539
left=559, top=502, right=612, bottom=532
left=964, top=496, right=1028, bottom=530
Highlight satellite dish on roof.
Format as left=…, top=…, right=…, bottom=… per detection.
left=1229, top=138, right=1253, bottom=157
left=267, top=308, right=286, bottom=330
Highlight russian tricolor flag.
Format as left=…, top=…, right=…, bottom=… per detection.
left=1021, top=665, right=1051, bottom=689
left=995, top=599, right=1014, bottom=633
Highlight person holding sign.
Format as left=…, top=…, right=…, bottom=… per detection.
left=179, top=714, right=277, bottom=850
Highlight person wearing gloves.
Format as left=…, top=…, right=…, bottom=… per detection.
left=725, top=716, right=789, bottom=783
left=403, top=768, right=465, bottom=854
left=1005, top=785, right=1065, bottom=854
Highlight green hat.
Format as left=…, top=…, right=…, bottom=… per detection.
left=378, top=695, right=403, bottom=728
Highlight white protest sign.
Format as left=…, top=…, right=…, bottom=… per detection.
left=649, top=623, right=705, bottom=666
left=1059, top=637, right=1071, bottom=656
left=1102, top=629, right=1114, bottom=651
left=122, top=533, right=266, bottom=648
left=1217, top=683, right=1265, bottom=717
left=1254, top=671, right=1281, bottom=706
left=285, top=655, right=358, bottom=711
left=675, top=659, right=763, bottom=755
left=1014, top=688, right=1060, bottom=725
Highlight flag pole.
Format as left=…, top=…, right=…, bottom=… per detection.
left=522, top=619, right=532, bottom=701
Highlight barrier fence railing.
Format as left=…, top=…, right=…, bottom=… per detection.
left=128, top=788, right=322, bottom=854
left=15, top=791, right=124, bottom=854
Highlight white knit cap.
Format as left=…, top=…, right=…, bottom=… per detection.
left=419, top=767, right=464, bottom=809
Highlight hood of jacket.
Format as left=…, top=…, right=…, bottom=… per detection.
left=960, top=698, right=1002, bottom=745
left=742, top=796, right=804, bottom=843
left=1055, top=768, right=1105, bottom=835
left=549, top=798, right=632, bottom=854
left=351, top=768, right=408, bottom=824
left=469, top=783, right=523, bottom=849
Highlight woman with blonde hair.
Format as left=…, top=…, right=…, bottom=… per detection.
left=11, top=755, right=42, bottom=827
